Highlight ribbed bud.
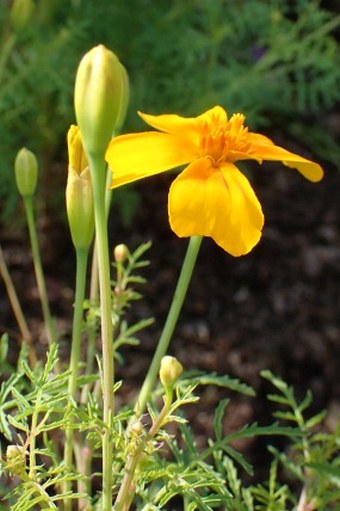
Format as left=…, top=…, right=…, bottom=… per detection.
left=74, top=45, right=129, bottom=158
left=66, top=125, right=94, bottom=250
left=14, top=147, right=38, bottom=198
left=159, top=356, right=183, bottom=388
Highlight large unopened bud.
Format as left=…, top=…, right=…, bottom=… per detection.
left=66, top=125, right=94, bottom=250
left=74, top=45, right=129, bottom=158
left=14, top=147, right=38, bottom=198
left=159, top=356, right=183, bottom=389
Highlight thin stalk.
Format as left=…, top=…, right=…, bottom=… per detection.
left=115, top=390, right=173, bottom=511
left=23, top=196, right=55, bottom=347
left=83, top=169, right=113, bottom=402
left=0, top=33, right=16, bottom=84
left=88, top=155, right=114, bottom=510
left=28, top=387, right=43, bottom=480
left=89, top=169, right=113, bottom=301
left=74, top=442, right=93, bottom=511
left=134, top=235, right=202, bottom=416
left=0, top=245, right=36, bottom=366
left=63, top=247, right=89, bottom=510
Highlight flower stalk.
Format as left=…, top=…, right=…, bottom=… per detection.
left=134, top=235, right=202, bottom=416
left=115, top=383, right=176, bottom=511
left=63, top=246, right=89, bottom=509
left=23, top=195, right=56, bottom=347
left=74, top=45, right=129, bottom=507
left=14, top=147, right=55, bottom=348
left=88, top=154, right=114, bottom=508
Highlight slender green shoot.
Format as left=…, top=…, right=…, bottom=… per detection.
left=23, top=196, right=56, bottom=347
left=63, top=247, right=89, bottom=510
left=134, top=235, right=202, bottom=416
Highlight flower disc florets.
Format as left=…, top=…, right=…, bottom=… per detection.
left=198, top=112, right=250, bottom=165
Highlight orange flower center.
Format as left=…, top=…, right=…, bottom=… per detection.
left=198, top=112, right=250, bottom=166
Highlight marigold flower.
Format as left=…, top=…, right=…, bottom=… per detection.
left=105, top=106, right=323, bottom=256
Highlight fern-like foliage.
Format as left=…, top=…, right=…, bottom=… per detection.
left=0, top=0, right=339, bottom=218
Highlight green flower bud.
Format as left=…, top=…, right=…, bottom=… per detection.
left=74, top=45, right=129, bottom=158
left=114, top=243, right=128, bottom=263
left=10, top=0, right=35, bottom=31
left=6, top=444, right=27, bottom=477
left=66, top=125, right=94, bottom=250
left=130, top=420, right=144, bottom=436
left=14, top=147, right=38, bottom=198
left=159, top=356, right=183, bottom=388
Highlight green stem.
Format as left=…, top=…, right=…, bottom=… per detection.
left=23, top=196, right=55, bottom=347
left=69, top=248, right=88, bottom=396
left=88, top=155, right=114, bottom=510
left=0, top=33, right=16, bottom=84
left=115, top=391, right=173, bottom=511
left=63, top=247, right=89, bottom=510
left=134, top=235, right=202, bottom=415
left=83, top=168, right=113, bottom=402
left=28, top=388, right=43, bottom=480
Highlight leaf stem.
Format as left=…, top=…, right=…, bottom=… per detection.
left=134, top=235, right=202, bottom=416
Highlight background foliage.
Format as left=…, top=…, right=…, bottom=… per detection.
left=0, top=0, right=339, bottom=218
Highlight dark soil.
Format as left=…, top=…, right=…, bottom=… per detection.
left=1, top=152, right=339, bottom=484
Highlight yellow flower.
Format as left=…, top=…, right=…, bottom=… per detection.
left=105, top=106, right=323, bottom=256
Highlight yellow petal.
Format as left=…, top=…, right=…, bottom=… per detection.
left=138, top=105, right=228, bottom=145
left=248, top=133, right=323, bottom=182
left=168, top=159, right=264, bottom=256
left=138, top=111, right=199, bottom=139
left=105, top=132, right=196, bottom=188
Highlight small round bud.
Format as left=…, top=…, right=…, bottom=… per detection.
left=6, top=444, right=27, bottom=476
left=74, top=45, right=129, bottom=158
left=14, top=147, right=38, bottom=198
left=130, top=421, right=144, bottom=436
left=10, top=0, right=35, bottom=31
left=159, top=356, right=183, bottom=388
left=114, top=243, right=128, bottom=263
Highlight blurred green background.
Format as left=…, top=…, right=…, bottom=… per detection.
left=0, top=0, right=339, bottom=219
